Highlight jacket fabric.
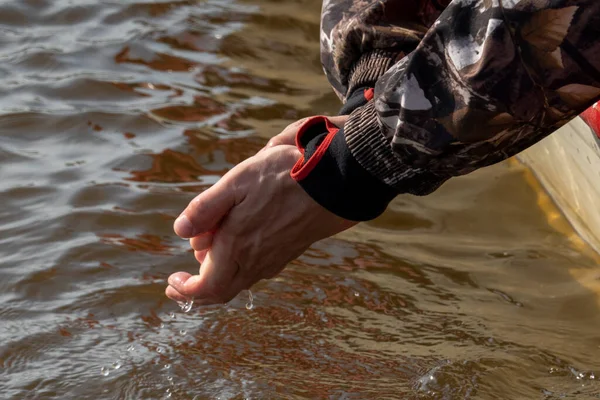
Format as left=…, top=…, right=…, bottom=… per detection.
left=291, top=0, right=600, bottom=221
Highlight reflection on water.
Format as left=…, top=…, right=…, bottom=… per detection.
left=1, top=0, right=600, bottom=399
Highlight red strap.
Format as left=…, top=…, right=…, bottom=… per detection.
left=291, top=116, right=340, bottom=181
left=581, top=102, right=600, bottom=139
left=364, top=88, right=374, bottom=102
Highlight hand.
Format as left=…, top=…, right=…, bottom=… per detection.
left=166, top=143, right=356, bottom=305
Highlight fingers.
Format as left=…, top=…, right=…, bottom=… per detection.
left=169, top=227, right=277, bottom=304
left=167, top=271, right=204, bottom=300
left=190, top=233, right=213, bottom=251
left=196, top=242, right=239, bottom=298
left=167, top=239, right=239, bottom=301
left=166, top=232, right=211, bottom=301
left=166, top=275, right=230, bottom=305
left=173, top=178, right=236, bottom=239
left=169, top=217, right=254, bottom=304
left=194, top=249, right=208, bottom=264
left=165, top=271, right=193, bottom=302
left=165, top=285, right=188, bottom=303
left=165, top=272, right=252, bottom=305
left=189, top=232, right=211, bottom=264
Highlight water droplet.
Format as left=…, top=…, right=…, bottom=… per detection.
left=179, top=329, right=187, bottom=336
left=127, top=345, right=135, bottom=352
left=157, top=346, right=165, bottom=354
left=167, top=376, right=174, bottom=382
left=159, top=323, right=165, bottom=329
left=169, top=312, right=176, bottom=319
left=245, top=290, right=254, bottom=310
left=101, top=367, right=110, bottom=376
left=354, top=292, right=360, bottom=297
left=164, top=364, right=171, bottom=370
left=165, top=388, right=172, bottom=398
left=112, top=361, right=122, bottom=370
left=590, top=373, right=596, bottom=380
left=178, top=299, right=194, bottom=313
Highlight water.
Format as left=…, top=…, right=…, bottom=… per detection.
left=1, top=0, right=600, bottom=399
left=246, top=290, right=254, bottom=310
left=178, top=300, right=194, bottom=313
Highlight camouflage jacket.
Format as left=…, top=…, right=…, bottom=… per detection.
left=291, top=0, right=600, bottom=221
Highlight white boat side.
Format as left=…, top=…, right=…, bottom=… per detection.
left=519, top=116, right=600, bottom=254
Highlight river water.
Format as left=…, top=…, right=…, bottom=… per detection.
left=1, top=0, right=600, bottom=399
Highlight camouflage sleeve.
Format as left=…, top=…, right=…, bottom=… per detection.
left=291, top=0, right=600, bottom=221
left=320, top=0, right=450, bottom=101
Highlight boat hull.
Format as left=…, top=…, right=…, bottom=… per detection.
left=519, top=109, right=600, bottom=253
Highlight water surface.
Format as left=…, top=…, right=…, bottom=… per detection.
left=1, top=0, right=600, bottom=399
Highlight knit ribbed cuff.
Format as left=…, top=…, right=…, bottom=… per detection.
left=346, top=50, right=396, bottom=99
left=345, top=101, right=448, bottom=195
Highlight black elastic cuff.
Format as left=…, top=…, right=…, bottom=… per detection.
left=292, top=120, right=397, bottom=221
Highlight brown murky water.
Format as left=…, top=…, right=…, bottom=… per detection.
left=2, top=0, right=600, bottom=399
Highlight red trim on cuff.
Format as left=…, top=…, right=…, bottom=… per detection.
left=364, top=88, right=374, bottom=102
left=291, top=116, right=340, bottom=181
left=581, top=102, right=600, bottom=139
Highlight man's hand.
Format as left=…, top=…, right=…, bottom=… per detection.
left=166, top=141, right=356, bottom=305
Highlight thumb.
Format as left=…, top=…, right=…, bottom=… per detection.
left=173, top=177, right=236, bottom=238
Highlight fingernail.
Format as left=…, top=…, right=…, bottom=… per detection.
left=174, top=214, right=195, bottom=238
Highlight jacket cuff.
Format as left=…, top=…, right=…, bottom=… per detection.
left=345, top=101, right=449, bottom=195
left=346, top=50, right=396, bottom=99
left=337, top=50, right=395, bottom=116
left=290, top=116, right=397, bottom=221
